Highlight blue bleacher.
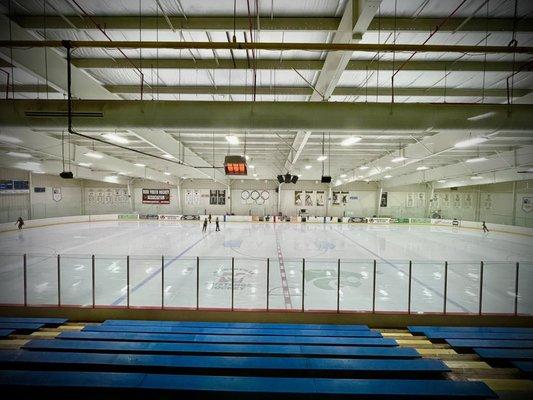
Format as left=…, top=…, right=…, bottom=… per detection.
left=24, top=339, right=419, bottom=358
left=512, top=361, right=533, bottom=375
left=0, top=317, right=67, bottom=326
left=0, top=370, right=496, bottom=398
left=423, top=331, right=533, bottom=340
left=0, top=322, right=44, bottom=331
left=84, top=324, right=382, bottom=337
left=103, top=319, right=369, bottom=330
left=0, top=350, right=450, bottom=376
left=0, top=329, right=14, bottom=338
left=58, top=331, right=396, bottom=346
left=408, top=326, right=533, bottom=334
left=474, top=348, right=533, bottom=361
left=446, top=339, right=533, bottom=349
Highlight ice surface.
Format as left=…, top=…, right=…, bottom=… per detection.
left=0, top=220, right=531, bottom=314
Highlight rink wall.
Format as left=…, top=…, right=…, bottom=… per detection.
left=1, top=213, right=533, bottom=236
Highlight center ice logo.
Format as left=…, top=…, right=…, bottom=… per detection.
left=305, top=269, right=362, bottom=290
left=210, top=267, right=254, bottom=290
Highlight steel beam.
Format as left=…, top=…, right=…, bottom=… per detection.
left=102, top=85, right=532, bottom=99
left=2, top=40, right=531, bottom=54
left=71, top=58, right=533, bottom=73
left=2, top=99, right=532, bottom=132
left=12, top=16, right=533, bottom=32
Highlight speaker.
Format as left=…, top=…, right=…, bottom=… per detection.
left=291, top=175, right=299, bottom=184
left=59, top=171, right=74, bottom=179
left=275, top=188, right=279, bottom=193
left=284, top=173, right=292, bottom=183
left=321, top=176, right=332, bottom=183
left=277, top=175, right=284, bottom=184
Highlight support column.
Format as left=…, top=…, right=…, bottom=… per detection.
left=511, top=181, right=517, bottom=225
left=27, top=171, right=33, bottom=220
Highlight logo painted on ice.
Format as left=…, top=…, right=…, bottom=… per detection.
left=305, top=269, right=362, bottom=290
left=211, top=267, right=254, bottom=290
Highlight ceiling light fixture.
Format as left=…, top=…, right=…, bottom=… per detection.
left=340, top=174, right=347, bottom=178
left=384, top=175, right=392, bottom=179
left=164, top=172, right=171, bottom=176
left=467, top=112, right=496, bottom=121
left=465, top=157, right=487, bottom=163
left=359, top=165, right=369, bottom=170
left=225, top=135, right=239, bottom=145
left=304, top=165, right=312, bottom=170
left=454, top=137, right=488, bottom=148
left=0, top=134, right=22, bottom=144
left=6, top=151, right=32, bottom=158
left=84, top=151, right=103, bottom=159
left=417, top=166, right=429, bottom=171
left=78, top=162, right=92, bottom=167
left=248, top=165, right=255, bottom=169
left=162, top=153, right=175, bottom=159
left=341, top=136, right=362, bottom=146
left=102, top=133, right=129, bottom=144
left=471, top=176, right=484, bottom=180
left=134, top=163, right=146, bottom=167
left=391, top=156, right=407, bottom=163
left=437, top=179, right=446, bottom=183
left=317, top=155, right=327, bottom=161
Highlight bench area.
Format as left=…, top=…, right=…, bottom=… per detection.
left=2, top=318, right=533, bottom=398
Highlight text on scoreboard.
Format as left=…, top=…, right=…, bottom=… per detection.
left=142, top=189, right=170, bottom=204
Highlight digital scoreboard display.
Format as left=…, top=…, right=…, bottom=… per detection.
left=224, top=155, right=247, bottom=175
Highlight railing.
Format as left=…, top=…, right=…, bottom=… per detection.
left=0, top=254, right=531, bottom=315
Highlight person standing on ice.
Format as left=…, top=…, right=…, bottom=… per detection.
left=202, top=218, right=208, bottom=233
left=482, top=221, right=489, bottom=233
left=15, top=217, right=24, bottom=230
left=208, top=214, right=212, bottom=224
left=215, top=217, right=220, bottom=232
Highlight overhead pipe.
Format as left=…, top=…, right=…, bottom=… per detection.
left=1, top=40, right=532, bottom=54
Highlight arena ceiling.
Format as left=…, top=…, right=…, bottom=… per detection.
left=0, top=0, right=532, bottom=188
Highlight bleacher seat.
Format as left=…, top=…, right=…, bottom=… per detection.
left=408, top=326, right=533, bottom=334
left=446, top=339, right=533, bottom=349
left=0, top=329, right=14, bottom=338
left=84, top=324, right=383, bottom=337
left=474, top=348, right=533, bottom=361
left=0, top=317, right=67, bottom=326
left=512, top=361, right=533, bottom=375
left=0, top=370, right=496, bottom=398
left=0, top=350, right=450, bottom=377
left=24, top=339, right=419, bottom=358
left=422, top=332, right=533, bottom=340
left=57, top=331, right=397, bottom=346
left=103, top=320, right=370, bottom=330
left=0, top=322, right=44, bottom=332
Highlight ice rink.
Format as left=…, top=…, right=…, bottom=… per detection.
left=0, top=220, right=531, bottom=314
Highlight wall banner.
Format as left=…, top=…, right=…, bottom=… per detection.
left=316, top=191, right=325, bottom=206
left=294, top=190, right=303, bottom=206
left=406, top=193, right=414, bottom=208
left=380, top=192, right=388, bottom=207
left=142, top=189, right=170, bottom=204
left=304, top=191, right=314, bottom=207
left=52, top=187, right=62, bottom=202
left=522, top=197, right=533, bottom=213
left=341, top=192, right=348, bottom=205
left=332, top=191, right=340, bottom=205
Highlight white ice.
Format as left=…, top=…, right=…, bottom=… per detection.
left=0, top=220, right=531, bottom=315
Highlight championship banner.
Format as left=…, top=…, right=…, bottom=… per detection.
left=304, top=191, right=314, bottom=207
left=406, top=193, right=414, bottom=208
left=442, top=193, right=450, bottom=208
left=453, top=193, right=462, bottom=208
left=294, top=190, right=303, bottom=206
left=316, top=191, right=325, bottom=206
left=380, top=192, right=388, bottom=207
left=341, top=192, right=348, bottom=205
left=522, top=197, right=533, bottom=213
left=482, top=193, right=492, bottom=210
left=463, top=193, right=473, bottom=208
left=332, top=191, right=340, bottom=205
left=142, top=189, right=170, bottom=204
